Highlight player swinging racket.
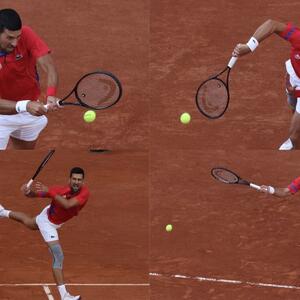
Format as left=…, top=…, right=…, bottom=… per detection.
left=0, top=167, right=89, bottom=300
left=232, top=19, right=300, bottom=150
left=0, top=8, right=60, bottom=150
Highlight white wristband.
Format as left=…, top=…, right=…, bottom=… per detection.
left=15, top=100, right=30, bottom=113
left=246, top=36, right=259, bottom=52
left=268, top=186, right=275, bottom=194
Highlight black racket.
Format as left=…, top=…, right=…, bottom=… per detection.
left=211, top=167, right=261, bottom=190
left=26, top=149, right=55, bottom=188
left=46, top=70, right=122, bottom=110
left=196, top=57, right=237, bottom=119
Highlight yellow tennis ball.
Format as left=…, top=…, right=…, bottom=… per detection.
left=180, top=112, right=191, bottom=124
left=166, top=224, right=173, bottom=232
left=84, top=110, right=96, bottom=123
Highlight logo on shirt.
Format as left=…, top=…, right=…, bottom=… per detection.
left=295, top=54, right=300, bottom=60
left=15, top=54, right=23, bottom=61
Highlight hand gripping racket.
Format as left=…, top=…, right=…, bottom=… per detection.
left=26, top=149, right=55, bottom=188
left=196, top=57, right=238, bottom=119
left=45, top=70, right=122, bottom=110
left=211, top=167, right=261, bottom=191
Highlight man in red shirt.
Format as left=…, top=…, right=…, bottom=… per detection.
left=0, top=167, right=89, bottom=300
left=233, top=20, right=300, bottom=150
left=0, top=9, right=59, bottom=149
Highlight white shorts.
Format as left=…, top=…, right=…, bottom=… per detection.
left=36, top=205, right=63, bottom=243
left=0, top=112, right=47, bottom=150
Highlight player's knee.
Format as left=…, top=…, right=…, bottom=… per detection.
left=49, top=243, right=64, bottom=269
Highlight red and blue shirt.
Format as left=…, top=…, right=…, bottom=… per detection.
left=0, top=26, right=50, bottom=101
left=38, top=185, right=90, bottom=225
left=280, top=23, right=300, bottom=78
left=288, top=177, right=300, bottom=194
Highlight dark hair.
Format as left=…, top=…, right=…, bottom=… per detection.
left=70, top=167, right=85, bottom=178
left=0, top=9, right=22, bottom=33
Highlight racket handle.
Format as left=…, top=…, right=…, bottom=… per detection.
left=26, top=179, right=33, bottom=189
left=44, top=101, right=62, bottom=111
left=228, top=56, right=238, bottom=69
left=249, top=183, right=261, bottom=191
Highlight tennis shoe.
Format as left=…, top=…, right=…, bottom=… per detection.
left=62, top=293, right=81, bottom=300
left=0, top=204, right=6, bottom=218
left=279, top=138, right=293, bottom=150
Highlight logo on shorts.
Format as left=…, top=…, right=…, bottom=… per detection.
left=295, top=54, right=300, bottom=60
left=50, top=235, right=55, bottom=238
left=15, top=54, right=23, bottom=61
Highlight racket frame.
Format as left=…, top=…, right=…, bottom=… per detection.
left=196, top=56, right=237, bottom=119
left=58, top=70, right=122, bottom=110
left=211, top=167, right=261, bottom=191
left=26, top=149, right=55, bottom=188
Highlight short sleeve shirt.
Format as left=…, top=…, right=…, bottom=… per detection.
left=279, top=23, right=300, bottom=78
left=0, top=26, right=50, bottom=101
left=39, top=185, right=89, bottom=225
left=288, top=176, right=300, bottom=194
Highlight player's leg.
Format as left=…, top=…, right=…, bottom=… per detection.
left=10, top=112, right=47, bottom=150
left=0, top=115, right=18, bottom=150
left=36, top=207, right=81, bottom=300
left=0, top=204, right=38, bottom=230
left=289, top=110, right=300, bottom=149
left=279, top=84, right=298, bottom=150
left=8, top=136, right=37, bottom=149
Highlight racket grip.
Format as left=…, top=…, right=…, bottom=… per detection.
left=26, top=179, right=33, bottom=189
left=228, top=56, right=238, bottom=69
left=250, top=183, right=261, bottom=191
left=44, top=101, right=62, bottom=111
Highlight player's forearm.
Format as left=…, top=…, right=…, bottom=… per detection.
left=0, top=99, right=19, bottom=114
left=272, top=187, right=292, bottom=197
left=37, top=55, right=58, bottom=89
left=252, top=19, right=286, bottom=42
left=53, top=195, right=71, bottom=209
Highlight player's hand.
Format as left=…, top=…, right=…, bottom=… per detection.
left=27, top=101, right=47, bottom=116
left=232, top=43, right=251, bottom=57
left=46, top=96, right=60, bottom=111
left=20, top=184, right=31, bottom=196
left=34, top=181, right=49, bottom=193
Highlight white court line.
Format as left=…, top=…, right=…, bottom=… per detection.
left=42, top=285, right=54, bottom=300
left=149, top=272, right=300, bottom=290
left=0, top=283, right=149, bottom=287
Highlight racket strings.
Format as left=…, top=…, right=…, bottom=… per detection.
left=76, top=73, right=121, bottom=109
left=212, top=168, right=239, bottom=184
left=196, top=79, right=228, bottom=118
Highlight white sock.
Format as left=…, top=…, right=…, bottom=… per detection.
left=57, top=284, right=67, bottom=298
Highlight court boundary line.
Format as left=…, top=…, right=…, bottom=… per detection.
left=43, top=285, right=54, bottom=300
left=149, top=272, right=300, bottom=290
left=0, top=283, right=149, bottom=287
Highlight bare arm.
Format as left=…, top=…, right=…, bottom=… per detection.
left=260, top=185, right=292, bottom=198
left=37, top=54, right=58, bottom=89
left=53, top=195, right=80, bottom=209
left=37, top=54, right=60, bottom=109
left=233, top=19, right=287, bottom=57
left=0, top=99, right=46, bottom=116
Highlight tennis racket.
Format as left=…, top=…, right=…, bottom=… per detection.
left=26, top=149, right=55, bottom=188
left=196, top=56, right=238, bottom=119
left=45, top=70, right=122, bottom=110
left=211, top=167, right=261, bottom=191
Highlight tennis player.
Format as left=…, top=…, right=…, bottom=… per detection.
left=260, top=176, right=300, bottom=197
left=0, top=167, right=89, bottom=300
left=0, top=8, right=59, bottom=150
left=232, top=19, right=300, bottom=150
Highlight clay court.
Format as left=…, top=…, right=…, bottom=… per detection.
left=0, top=150, right=149, bottom=299
left=151, top=150, right=300, bottom=299
left=1, top=0, right=149, bottom=150
left=150, top=0, right=300, bottom=150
